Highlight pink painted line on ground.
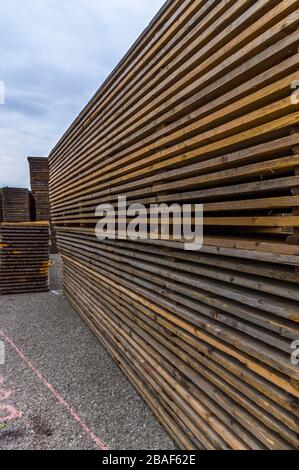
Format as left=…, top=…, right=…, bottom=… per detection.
left=0, top=330, right=109, bottom=450
left=0, top=404, right=22, bottom=421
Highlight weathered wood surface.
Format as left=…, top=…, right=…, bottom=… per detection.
left=0, top=188, right=32, bottom=223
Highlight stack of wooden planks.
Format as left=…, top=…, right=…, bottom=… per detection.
left=28, top=157, right=50, bottom=220
left=28, top=157, right=58, bottom=253
left=49, top=0, right=299, bottom=449
left=0, top=188, right=31, bottom=223
left=0, top=223, right=50, bottom=295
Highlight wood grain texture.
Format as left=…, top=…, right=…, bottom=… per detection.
left=49, top=0, right=299, bottom=450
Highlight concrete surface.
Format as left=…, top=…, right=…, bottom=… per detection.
left=0, top=255, right=176, bottom=450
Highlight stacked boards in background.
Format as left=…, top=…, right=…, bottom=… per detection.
left=49, top=0, right=299, bottom=450
left=28, top=157, right=58, bottom=253
left=0, top=223, right=50, bottom=295
left=28, top=157, right=51, bottom=221
left=0, top=187, right=31, bottom=223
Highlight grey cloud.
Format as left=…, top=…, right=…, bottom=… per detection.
left=0, top=0, right=165, bottom=188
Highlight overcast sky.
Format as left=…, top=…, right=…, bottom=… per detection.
left=0, top=0, right=165, bottom=188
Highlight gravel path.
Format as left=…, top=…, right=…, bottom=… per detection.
left=0, top=255, right=176, bottom=450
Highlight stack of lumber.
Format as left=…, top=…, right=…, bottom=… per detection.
left=0, top=188, right=31, bottom=223
left=28, top=157, right=58, bottom=253
left=28, top=157, right=49, bottom=192
left=0, top=223, right=50, bottom=295
left=28, top=157, right=50, bottom=221
left=49, top=0, right=299, bottom=450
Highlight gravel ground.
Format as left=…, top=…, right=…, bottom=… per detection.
left=0, top=255, right=176, bottom=450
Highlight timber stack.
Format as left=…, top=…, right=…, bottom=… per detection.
left=28, top=157, right=58, bottom=253
left=0, top=187, right=31, bottom=223
left=0, top=223, right=50, bottom=295
left=49, top=0, right=299, bottom=449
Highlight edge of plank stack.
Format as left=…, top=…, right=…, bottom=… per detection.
left=0, top=222, right=50, bottom=295
left=28, top=157, right=58, bottom=253
left=49, top=0, right=299, bottom=450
